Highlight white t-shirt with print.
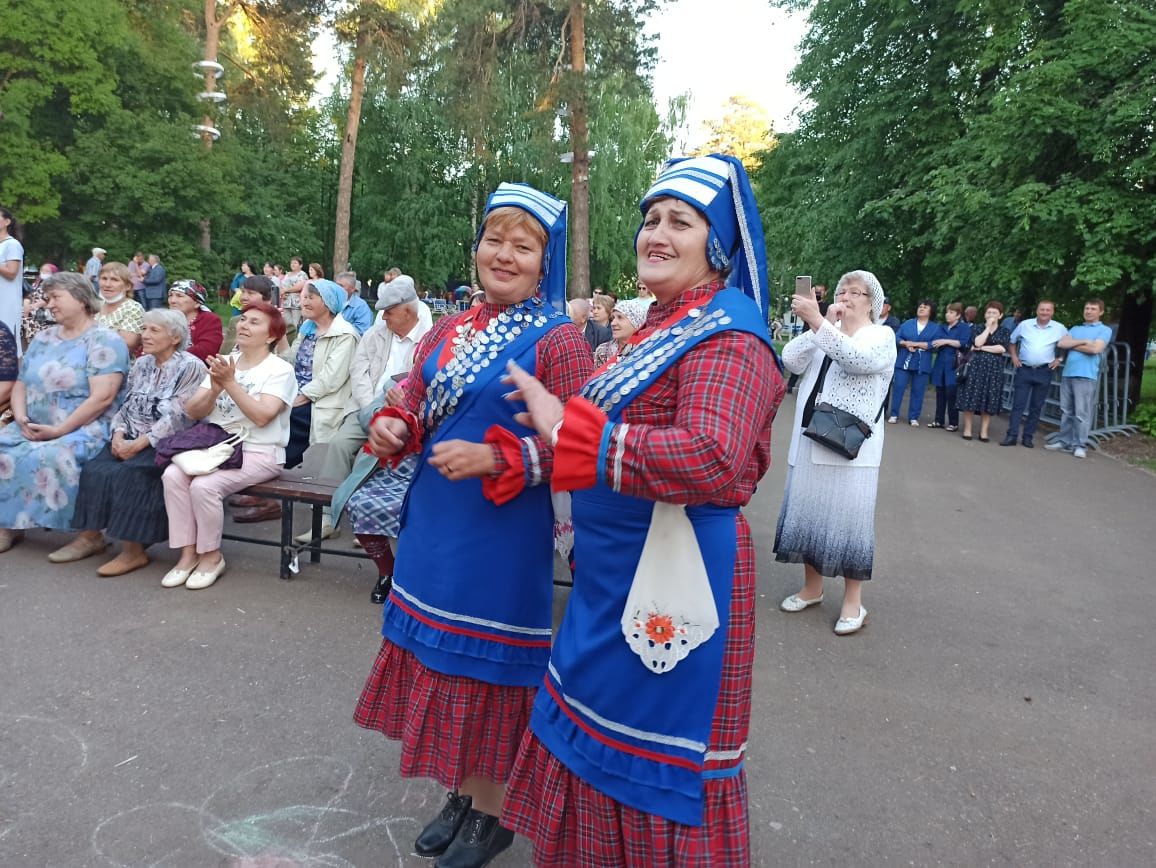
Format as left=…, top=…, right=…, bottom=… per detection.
left=0, top=236, right=25, bottom=345
left=203, top=353, right=298, bottom=463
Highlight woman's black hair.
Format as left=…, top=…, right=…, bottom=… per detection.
left=0, top=205, right=20, bottom=241
left=916, top=298, right=937, bottom=319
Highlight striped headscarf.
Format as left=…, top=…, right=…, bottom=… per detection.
left=638, top=154, right=769, bottom=318
left=476, top=182, right=568, bottom=312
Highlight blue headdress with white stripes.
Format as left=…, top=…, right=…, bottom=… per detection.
left=637, top=154, right=769, bottom=318
left=476, top=182, right=568, bottom=313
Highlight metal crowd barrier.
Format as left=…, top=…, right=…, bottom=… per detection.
left=999, top=342, right=1136, bottom=449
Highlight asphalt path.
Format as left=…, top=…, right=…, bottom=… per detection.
left=1, top=397, right=1153, bottom=867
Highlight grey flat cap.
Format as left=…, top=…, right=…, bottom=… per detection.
left=376, top=275, right=417, bottom=310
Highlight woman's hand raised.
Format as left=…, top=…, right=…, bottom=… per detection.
left=504, top=361, right=563, bottom=440
left=207, top=354, right=236, bottom=390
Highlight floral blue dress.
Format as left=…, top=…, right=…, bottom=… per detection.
left=0, top=325, right=129, bottom=529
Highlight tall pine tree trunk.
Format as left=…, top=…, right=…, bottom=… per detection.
left=199, top=0, right=232, bottom=254
left=333, top=14, right=369, bottom=278
left=568, top=0, right=590, bottom=298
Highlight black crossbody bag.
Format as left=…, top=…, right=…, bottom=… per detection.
left=801, top=356, right=885, bottom=460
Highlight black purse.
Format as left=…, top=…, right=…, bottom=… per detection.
left=955, top=350, right=972, bottom=383
left=801, top=356, right=885, bottom=460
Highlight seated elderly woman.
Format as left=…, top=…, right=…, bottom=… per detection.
left=0, top=272, right=130, bottom=553
left=160, top=301, right=297, bottom=590
left=168, top=279, right=224, bottom=362
left=95, top=261, right=146, bottom=355
left=592, top=297, right=649, bottom=367
left=233, top=279, right=358, bottom=524
left=47, top=309, right=206, bottom=575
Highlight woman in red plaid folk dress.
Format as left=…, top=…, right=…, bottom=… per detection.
left=497, top=154, right=785, bottom=867
left=354, top=184, right=591, bottom=868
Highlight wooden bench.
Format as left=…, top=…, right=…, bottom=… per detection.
left=220, top=468, right=371, bottom=580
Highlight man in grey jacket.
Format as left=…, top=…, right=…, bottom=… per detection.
left=301, top=276, right=431, bottom=547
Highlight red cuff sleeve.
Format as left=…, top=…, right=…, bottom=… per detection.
left=362, top=406, right=423, bottom=468
left=552, top=397, right=609, bottom=492
left=482, top=425, right=525, bottom=506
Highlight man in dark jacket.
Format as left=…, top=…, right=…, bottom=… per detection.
left=141, top=254, right=167, bottom=311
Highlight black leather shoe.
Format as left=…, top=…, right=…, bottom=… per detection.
left=414, top=792, right=472, bottom=857
left=371, top=575, right=393, bottom=605
left=1022, top=437, right=1034, bottom=448
left=435, top=809, right=514, bottom=868
left=999, top=436, right=1017, bottom=446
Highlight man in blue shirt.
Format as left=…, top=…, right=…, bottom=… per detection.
left=335, top=270, right=374, bottom=336
left=1002, top=299, right=1067, bottom=448
left=1046, top=298, right=1113, bottom=459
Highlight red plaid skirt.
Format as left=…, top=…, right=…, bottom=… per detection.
left=502, top=732, right=750, bottom=867
left=502, top=513, right=757, bottom=866
left=353, top=639, right=536, bottom=788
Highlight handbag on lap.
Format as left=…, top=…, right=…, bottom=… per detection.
left=154, top=422, right=245, bottom=473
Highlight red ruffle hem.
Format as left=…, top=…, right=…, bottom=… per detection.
left=353, top=639, right=536, bottom=788
left=502, top=731, right=751, bottom=868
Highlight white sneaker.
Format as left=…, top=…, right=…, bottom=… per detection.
left=1073, top=447, right=1087, bottom=459
left=887, top=417, right=898, bottom=424
left=294, top=520, right=339, bottom=544
left=1044, top=441, right=1068, bottom=451
left=909, top=420, right=919, bottom=427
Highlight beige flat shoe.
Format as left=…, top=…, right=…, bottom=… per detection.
left=47, top=536, right=107, bottom=563
left=97, top=552, right=151, bottom=577
left=0, top=529, right=25, bottom=553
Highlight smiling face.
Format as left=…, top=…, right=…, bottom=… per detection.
left=476, top=213, right=545, bottom=305
left=1083, top=301, right=1103, bottom=323
left=636, top=198, right=715, bottom=301
left=234, top=308, right=273, bottom=350
left=610, top=308, right=638, bottom=342
left=1036, top=301, right=1055, bottom=326
left=300, top=286, right=331, bottom=322
left=168, top=290, right=197, bottom=316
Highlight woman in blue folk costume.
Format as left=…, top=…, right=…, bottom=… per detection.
left=353, top=183, right=592, bottom=868
left=500, top=155, right=786, bottom=867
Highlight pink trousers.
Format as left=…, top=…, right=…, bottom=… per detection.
left=162, top=448, right=282, bottom=553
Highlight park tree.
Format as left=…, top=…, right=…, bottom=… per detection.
left=695, top=95, right=774, bottom=169
left=757, top=0, right=1154, bottom=401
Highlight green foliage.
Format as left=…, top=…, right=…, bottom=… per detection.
left=1131, top=403, right=1156, bottom=438
left=758, top=0, right=1154, bottom=400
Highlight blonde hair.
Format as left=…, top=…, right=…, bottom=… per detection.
left=481, top=206, right=548, bottom=251
left=592, top=294, right=615, bottom=316
left=100, top=261, right=133, bottom=292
